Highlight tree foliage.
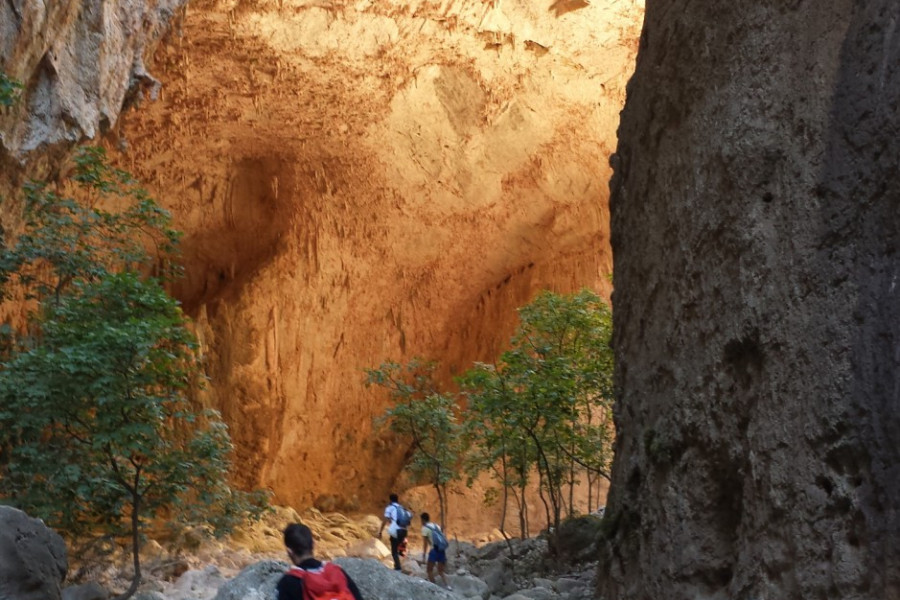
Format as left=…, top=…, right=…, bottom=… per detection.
left=372, top=290, right=614, bottom=543
left=0, top=148, right=266, bottom=600
left=366, top=359, right=465, bottom=529
left=465, top=290, right=614, bottom=540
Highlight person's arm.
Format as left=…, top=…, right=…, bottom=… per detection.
left=421, top=527, right=431, bottom=561
left=343, top=569, right=365, bottom=600
left=377, top=514, right=391, bottom=537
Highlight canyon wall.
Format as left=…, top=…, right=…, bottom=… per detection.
left=1, top=0, right=642, bottom=520
left=114, top=0, right=640, bottom=515
left=601, top=1, right=900, bottom=598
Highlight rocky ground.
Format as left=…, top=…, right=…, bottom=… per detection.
left=58, top=506, right=603, bottom=600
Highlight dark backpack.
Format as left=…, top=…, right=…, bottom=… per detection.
left=394, top=503, right=412, bottom=528
left=426, top=523, right=449, bottom=551
left=287, top=562, right=355, bottom=600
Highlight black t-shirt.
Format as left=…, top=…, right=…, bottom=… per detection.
left=276, top=558, right=365, bottom=600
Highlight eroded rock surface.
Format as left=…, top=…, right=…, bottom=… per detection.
left=602, top=1, right=900, bottom=598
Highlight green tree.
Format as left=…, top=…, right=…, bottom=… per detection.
left=462, top=289, right=614, bottom=542
left=459, top=363, right=535, bottom=539
left=366, top=359, right=464, bottom=530
left=0, top=148, right=266, bottom=600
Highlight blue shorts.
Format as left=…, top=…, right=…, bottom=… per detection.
left=428, top=548, right=447, bottom=564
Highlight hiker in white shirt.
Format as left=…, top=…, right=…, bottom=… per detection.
left=377, top=493, right=408, bottom=571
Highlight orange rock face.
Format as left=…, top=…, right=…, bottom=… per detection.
left=112, top=0, right=642, bottom=513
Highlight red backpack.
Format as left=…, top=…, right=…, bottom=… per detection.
left=287, top=563, right=355, bottom=600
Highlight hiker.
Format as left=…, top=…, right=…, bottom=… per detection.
left=420, top=512, right=450, bottom=589
left=377, top=493, right=411, bottom=571
left=277, top=523, right=364, bottom=600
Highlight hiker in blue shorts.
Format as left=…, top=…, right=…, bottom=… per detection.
left=420, top=512, right=450, bottom=589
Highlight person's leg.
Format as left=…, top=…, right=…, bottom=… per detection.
left=439, top=559, right=449, bottom=588
left=427, top=560, right=436, bottom=583
left=390, top=535, right=401, bottom=570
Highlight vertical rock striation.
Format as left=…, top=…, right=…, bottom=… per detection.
left=1, top=0, right=643, bottom=526
left=602, top=1, right=900, bottom=598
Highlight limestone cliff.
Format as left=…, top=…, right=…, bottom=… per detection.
left=0, top=0, right=186, bottom=176
left=1, top=0, right=642, bottom=518
left=601, top=1, right=900, bottom=598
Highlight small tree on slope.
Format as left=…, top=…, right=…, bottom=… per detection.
left=462, top=289, right=615, bottom=543
left=367, top=358, right=464, bottom=530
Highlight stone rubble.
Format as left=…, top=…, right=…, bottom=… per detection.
left=55, top=509, right=603, bottom=600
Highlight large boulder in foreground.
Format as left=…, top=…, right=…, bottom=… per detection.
left=0, top=506, right=67, bottom=600
left=213, top=557, right=456, bottom=600
left=335, top=557, right=456, bottom=600
left=212, top=560, right=286, bottom=600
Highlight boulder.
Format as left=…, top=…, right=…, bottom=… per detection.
left=173, top=565, right=227, bottom=599
left=515, top=587, right=558, bottom=600
left=334, top=557, right=457, bottom=600
left=0, top=506, right=68, bottom=600
left=480, top=564, right=516, bottom=597
left=551, top=517, right=601, bottom=564
left=552, top=577, right=585, bottom=596
left=213, top=557, right=458, bottom=600
left=345, top=537, right=390, bottom=559
left=446, top=574, right=490, bottom=599
left=213, top=560, right=287, bottom=600
left=61, top=582, right=109, bottom=600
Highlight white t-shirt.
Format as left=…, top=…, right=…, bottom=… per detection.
left=384, top=503, right=402, bottom=537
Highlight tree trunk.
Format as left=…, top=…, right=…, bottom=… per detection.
left=114, top=493, right=142, bottom=600
left=518, top=481, right=528, bottom=538
left=600, top=1, right=900, bottom=599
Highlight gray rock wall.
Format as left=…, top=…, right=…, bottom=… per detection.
left=0, top=506, right=68, bottom=600
left=601, top=1, right=900, bottom=599
left=0, top=0, right=185, bottom=166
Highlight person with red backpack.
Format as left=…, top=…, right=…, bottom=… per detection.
left=278, top=523, right=365, bottom=600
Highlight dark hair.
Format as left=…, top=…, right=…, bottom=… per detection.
left=389, top=493, right=399, bottom=503
left=284, top=523, right=314, bottom=556
left=421, top=512, right=431, bottom=522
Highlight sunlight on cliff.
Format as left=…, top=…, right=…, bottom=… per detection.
left=116, top=0, right=644, bottom=533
